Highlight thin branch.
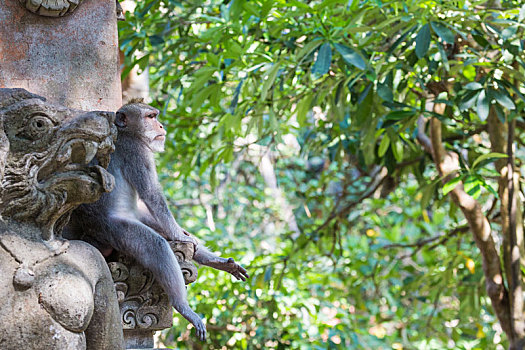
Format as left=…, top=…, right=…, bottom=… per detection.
left=312, top=168, right=388, bottom=234
left=443, top=125, right=487, bottom=142
left=384, top=225, right=468, bottom=250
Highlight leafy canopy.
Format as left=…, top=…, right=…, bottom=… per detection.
left=119, top=0, right=525, bottom=349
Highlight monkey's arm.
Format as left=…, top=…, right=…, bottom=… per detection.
left=128, top=164, right=196, bottom=245
left=193, top=245, right=249, bottom=281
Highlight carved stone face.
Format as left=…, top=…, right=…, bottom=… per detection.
left=18, top=0, right=84, bottom=17
left=0, top=88, right=116, bottom=237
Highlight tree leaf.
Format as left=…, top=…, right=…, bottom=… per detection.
left=296, top=94, right=313, bottom=127
left=464, top=82, right=483, bottom=90
left=312, top=43, right=332, bottom=76
left=377, top=83, right=393, bottom=102
left=497, top=79, right=525, bottom=102
left=378, top=134, right=390, bottom=157
left=463, top=176, right=481, bottom=199
left=228, top=79, right=244, bottom=113
left=431, top=21, right=455, bottom=43
left=458, top=90, right=480, bottom=111
left=437, top=42, right=449, bottom=71
left=491, top=88, right=515, bottom=110
left=384, top=110, right=415, bottom=121
left=420, top=182, right=436, bottom=209
left=387, top=25, right=418, bottom=56
left=442, top=176, right=462, bottom=196
left=472, top=31, right=489, bottom=48
left=138, top=0, right=158, bottom=18
left=463, top=65, right=476, bottom=80
left=472, top=152, right=508, bottom=169
left=392, top=138, right=403, bottom=162
left=476, top=90, right=489, bottom=121
left=501, top=26, right=518, bottom=41
left=354, top=88, right=373, bottom=127
left=149, top=34, right=165, bottom=46
left=334, top=43, right=366, bottom=70
left=261, top=61, right=281, bottom=100
left=415, top=24, right=431, bottom=59
left=296, top=39, right=322, bottom=62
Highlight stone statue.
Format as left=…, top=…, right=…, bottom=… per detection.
left=16, top=0, right=124, bottom=20
left=17, top=0, right=85, bottom=17
left=0, top=88, right=124, bottom=349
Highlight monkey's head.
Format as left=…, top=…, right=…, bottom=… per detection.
left=115, top=102, right=167, bottom=153
left=0, top=88, right=116, bottom=238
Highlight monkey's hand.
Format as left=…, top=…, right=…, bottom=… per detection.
left=215, top=258, right=250, bottom=281
left=193, top=247, right=249, bottom=281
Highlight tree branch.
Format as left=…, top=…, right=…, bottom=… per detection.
left=417, top=101, right=512, bottom=338
left=507, top=117, right=525, bottom=344
left=384, top=225, right=468, bottom=251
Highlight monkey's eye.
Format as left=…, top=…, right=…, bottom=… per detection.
left=146, top=113, right=157, bottom=119
left=23, top=114, right=54, bottom=139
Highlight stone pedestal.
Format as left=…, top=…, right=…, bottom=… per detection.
left=0, top=0, right=121, bottom=110
left=108, top=241, right=198, bottom=349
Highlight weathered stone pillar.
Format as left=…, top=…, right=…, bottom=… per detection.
left=0, top=0, right=121, bottom=111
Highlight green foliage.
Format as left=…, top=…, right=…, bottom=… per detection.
left=119, top=0, right=525, bottom=348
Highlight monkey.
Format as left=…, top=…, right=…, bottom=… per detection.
left=64, top=101, right=249, bottom=341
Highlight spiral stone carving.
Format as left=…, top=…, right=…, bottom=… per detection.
left=18, top=0, right=85, bottom=17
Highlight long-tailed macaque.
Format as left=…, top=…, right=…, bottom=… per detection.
left=65, top=102, right=249, bottom=341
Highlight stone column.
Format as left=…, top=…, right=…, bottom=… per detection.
left=0, top=0, right=122, bottom=111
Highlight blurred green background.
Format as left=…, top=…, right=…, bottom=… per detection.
left=118, top=1, right=525, bottom=349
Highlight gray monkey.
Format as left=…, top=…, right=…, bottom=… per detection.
left=65, top=102, right=249, bottom=341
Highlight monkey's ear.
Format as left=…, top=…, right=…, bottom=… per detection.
left=115, top=111, right=127, bottom=127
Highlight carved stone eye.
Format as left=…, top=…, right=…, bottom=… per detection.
left=25, top=115, right=53, bottom=139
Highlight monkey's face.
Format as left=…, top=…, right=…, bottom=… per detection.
left=116, top=103, right=166, bottom=153
left=143, top=107, right=166, bottom=153
left=145, top=116, right=167, bottom=153
left=146, top=120, right=166, bottom=152
left=0, top=88, right=116, bottom=230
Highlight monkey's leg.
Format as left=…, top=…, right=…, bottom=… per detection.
left=193, top=245, right=249, bottom=281
left=107, top=217, right=207, bottom=341
left=137, top=206, right=168, bottom=237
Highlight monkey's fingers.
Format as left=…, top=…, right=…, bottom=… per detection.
left=231, top=265, right=249, bottom=281
left=239, top=266, right=250, bottom=280
left=195, top=325, right=207, bottom=341
left=233, top=272, right=247, bottom=281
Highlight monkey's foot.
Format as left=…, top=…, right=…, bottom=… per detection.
left=170, top=234, right=198, bottom=248
left=169, top=229, right=198, bottom=246
left=176, top=307, right=206, bottom=341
